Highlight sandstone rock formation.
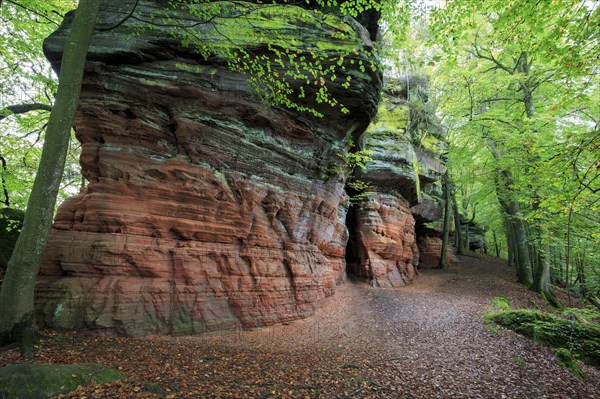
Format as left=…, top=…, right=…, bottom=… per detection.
left=347, top=78, right=453, bottom=285
left=345, top=194, right=417, bottom=287
left=36, top=0, right=381, bottom=336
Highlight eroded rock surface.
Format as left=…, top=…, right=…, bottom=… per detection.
left=345, top=194, right=417, bottom=287
left=348, top=78, right=453, bottom=284
left=36, top=0, right=381, bottom=336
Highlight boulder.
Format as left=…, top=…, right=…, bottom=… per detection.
left=417, top=235, right=455, bottom=268
left=345, top=194, right=416, bottom=287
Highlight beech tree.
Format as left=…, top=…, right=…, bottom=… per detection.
left=431, top=1, right=599, bottom=303
left=0, top=0, right=80, bottom=209
left=437, top=170, right=451, bottom=269
left=0, top=0, right=101, bottom=351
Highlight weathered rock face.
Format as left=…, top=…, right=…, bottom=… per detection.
left=465, top=223, right=487, bottom=251
left=36, top=0, right=381, bottom=336
left=345, top=194, right=416, bottom=287
left=347, top=88, right=419, bottom=287
left=348, top=78, right=453, bottom=283
left=417, top=234, right=456, bottom=268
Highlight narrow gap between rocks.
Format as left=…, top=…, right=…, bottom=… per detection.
left=344, top=202, right=360, bottom=279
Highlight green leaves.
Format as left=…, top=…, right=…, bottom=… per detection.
left=430, top=0, right=599, bottom=280
left=158, top=1, right=385, bottom=118
left=430, top=0, right=599, bottom=79
left=1, top=0, right=80, bottom=210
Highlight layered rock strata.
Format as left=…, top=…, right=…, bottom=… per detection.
left=36, top=0, right=381, bottom=336
left=345, top=194, right=417, bottom=287
left=348, top=79, right=453, bottom=285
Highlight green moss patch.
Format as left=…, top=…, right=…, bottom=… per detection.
left=485, top=307, right=600, bottom=373
left=0, top=363, right=124, bottom=399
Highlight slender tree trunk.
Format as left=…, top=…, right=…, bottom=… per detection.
left=453, top=195, right=464, bottom=255
left=492, top=230, right=500, bottom=257
left=576, top=252, right=588, bottom=298
left=565, top=208, right=573, bottom=306
left=464, top=222, right=470, bottom=252
left=438, top=171, right=451, bottom=269
left=505, top=218, right=515, bottom=268
left=0, top=0, right=101, bottom=353
left=556, top=249, right=562, bottom=283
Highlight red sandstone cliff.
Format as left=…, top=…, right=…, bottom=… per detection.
left=35, top=0, right=382, bottom=336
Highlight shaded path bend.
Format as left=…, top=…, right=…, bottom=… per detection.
left=215, top=254, right=600, bottom=398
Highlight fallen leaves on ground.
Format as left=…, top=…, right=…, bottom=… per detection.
left=2, top=255, right=600, bottom=398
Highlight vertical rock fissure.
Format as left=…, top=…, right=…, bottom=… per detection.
left=343, top=203, right=361, bottom=279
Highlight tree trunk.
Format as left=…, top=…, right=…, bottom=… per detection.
left=499, top=195, right=532, bottom=286
left=0, top=0, right=101, bottom=353
left=438, top=171, right=451, bottom=269
left=0, top=156, right=9, bottom=207
left=464, top=222, right=470, bottom=252
left=492, top=230, right=500, bottom=257
left=453, top=195, right=464, bottom=255
left=490, top=140, right=532, bottom=287
left=505, top=219, right=515, bottom=267
left=531, top=247, right=550, bottom=293
left=556, top=249, right=563, bottom=283
left=576, top=253, right=588, bottom=298
left=565, top=208, right=573, bottom=306
left=509, top=206, right=533, bottom=286
left=530, top=199, right=556, bottom=304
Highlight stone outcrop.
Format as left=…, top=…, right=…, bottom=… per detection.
left=345, top=194, right=417, bottom=287
left=35, top=0, right=381, bottom=336
left=347, top=78, right=453, bottom=284
left=417, top=234, right=456, bottom=268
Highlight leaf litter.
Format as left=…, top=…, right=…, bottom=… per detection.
left=2, top=254, right=599, bottom=398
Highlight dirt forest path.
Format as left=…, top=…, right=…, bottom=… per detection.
left=3, top=255, right=600, bottom=398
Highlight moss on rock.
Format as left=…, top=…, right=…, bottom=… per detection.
left=0, top=363, right=124, bottom=399
left=485, top=308, right=600, bottom=370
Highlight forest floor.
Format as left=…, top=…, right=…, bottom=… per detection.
left=2, top=254, right=600, bottom=398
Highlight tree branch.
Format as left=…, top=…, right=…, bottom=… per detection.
left=0, top=103, right=52, bottom=122
left=469, top=44, right=512, bottom=74
left=5, top=0, right=61, bottom=25
left=95, top=0, right=139, bottom=31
